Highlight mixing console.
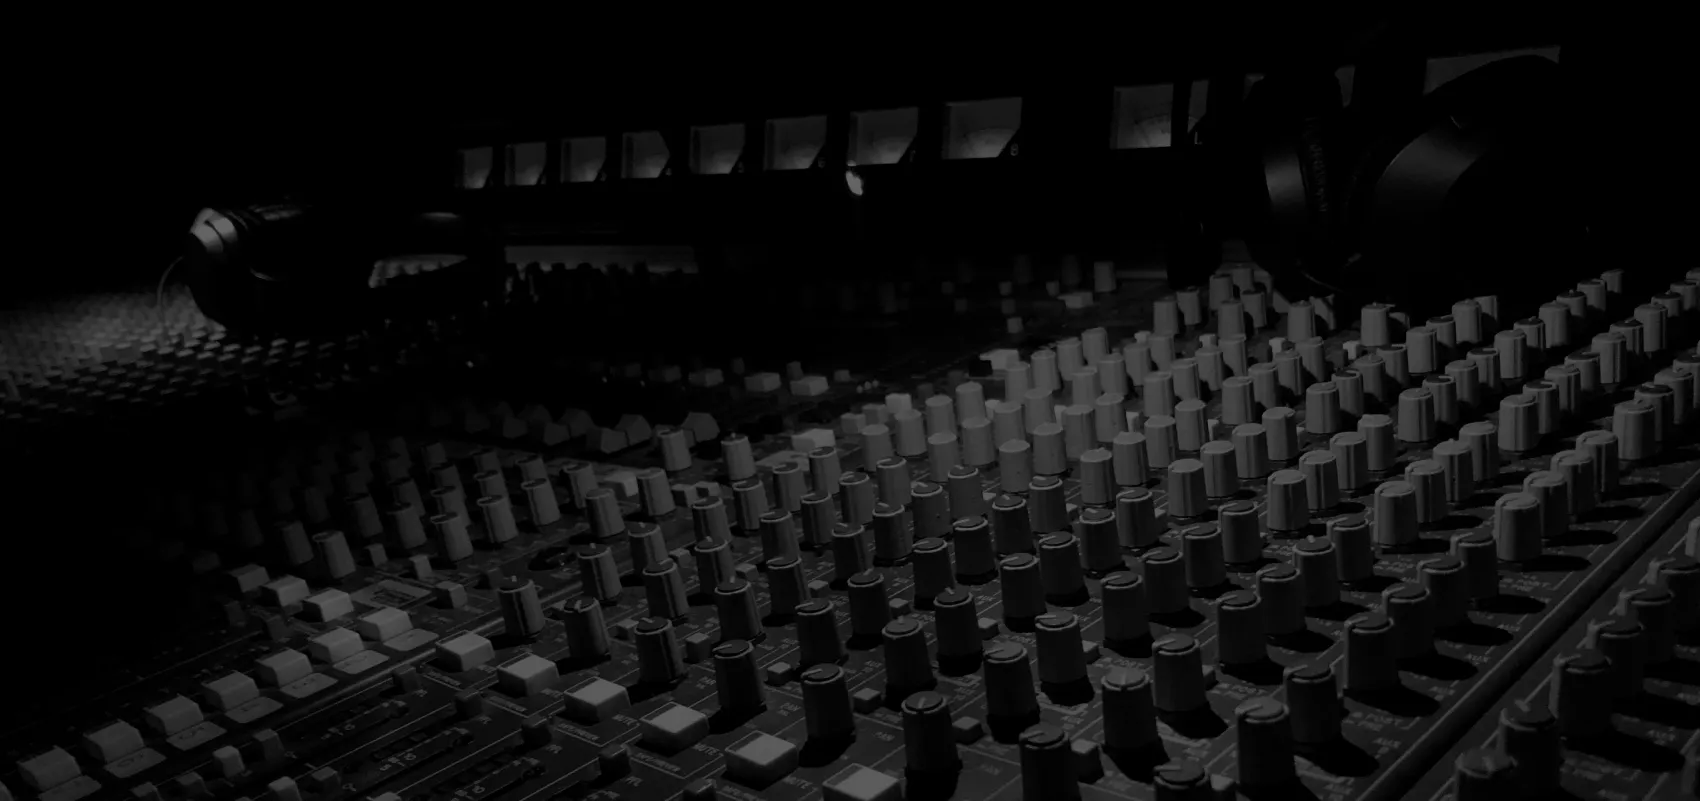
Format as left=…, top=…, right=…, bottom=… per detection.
left=3, top=258, right=1698, bottom=801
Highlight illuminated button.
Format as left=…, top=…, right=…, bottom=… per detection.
left=725, top=732, right=800, bottom=786
left=200, top=672, right=260, bottom=712
left=640, top=703, right=710, bottom=752
left=256, top=649, right=312, bottom=686
left=434, top=632, right=496, bottom=671
left=496, top=654, right=560, bottom=698
left=562, top=677, right=631, bottom=723
left=144, top=695, right=205, bottom=736
left=355, top=607, right=413, bottom=642
left=822, top=764, right=904, bottom=801
left=308, top=627, right=364, bottom=663
left=82, top=721, right=145, bottom=763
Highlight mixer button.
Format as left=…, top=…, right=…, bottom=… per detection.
left=724, top=731, right=799, bottom=787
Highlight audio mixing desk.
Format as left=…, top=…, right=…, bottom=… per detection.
left=1, top=261, right=1698, bottom=800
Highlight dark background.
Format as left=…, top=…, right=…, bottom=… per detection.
left=13, top=10, right=1645, bottom=302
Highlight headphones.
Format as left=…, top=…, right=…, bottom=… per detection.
left=1203, top=40, right=1582, bottom=319
left=184, top=202, right=504, bottom=337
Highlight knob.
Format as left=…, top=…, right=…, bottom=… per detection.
left=1102, top=667, right=1160, bottom=751
left=1112, top=432, right=1150, bottom=486
left=1035, top=611, right=1088, bottom=685
left=1454, top=749, right=1516, bottom=801
left=1405, top=460, right=1449, bottom=525
left=1264, top=407, right=1299, bottom=462
left=1296, top=537, right=1339, bottom=608
left=1258, top=564, right=1305, bottom=636
left=1299, top=450, right=1341, bottom=512
left=1077, top=449, right=1114, bottom=506
left=1219, top=501, right=1262, bottom=564
left=1152, top=634, right=1207, bottom=712
left=1305, top=382, right=1341, bottom=435
left=1372, top=481, right=1418, bottom=548
left=953, top=516, right=997, bottom=579
left=1612, top=399, right=1657, bottom=462
left=999, top=554, right=1046, bottom=620
left=1032, top=423, right=1068, bottom=475
left=911, top=538, right=954, bottom=604
left=562, top=598, right=610, bottom=661
left=1116, top=488, right=1161, bottom=548
left=801, top=664, right=856, bottom=741
left=1266, top=469, right=1309, bottom=533
left=984, top=641, right=1040, bottom=721
left=1550, top=651, right=1614, bottom=739
left=1233, top=423, right=1271, bottom=479
left=1182, top=524, right=1226, bottom=590
left=693, top=538, right=737, bottom=591
left=1222, top=376, right=1256, bottom=426
left=579, top=544, right=622, bottom=602
left=1331, top=432, right=1370, bottom=493
left=1285, top=664, right=1342, bottom=745
left=1235, top=697, right=1296, bottom=788
left=1331, top=516, right=1375, bottom=583
left=1421, top=556, right=1470, bottom=629
left=714, top=579, right=763, bottom=642
left=932, top=588, right=983, bottom=660
left=992, top=495, right=1034, bottom=555
left=642, top=560, right=690, bottom=621
left=1142, top=548, right=1190, bottom=614
left=883, top=617, right=935, bottom=696
left=1019, top=724, right=1081, bottom=801
left=634, top=618, right=684, bottom=685
left=1344, top=612, right=1397, bottom=693
left=1038, top=534, right=1085, bottom=601
left=497, top=577, right=546, bottom=640
left=847, top=571, right=889, bottom=638
left=901, top=692, right=960, bottom=773
left=1497, top=702, right=1561, bottom=797
left=1144, top=415, right=1179, bottom=469
left=1217, top=590, right=1266, bottom=665
left=1101, top=572, right=1151, bottom=643
left=871, top=503, right=912, bottom=564
left=1382, top=583, right=1435, bottom=658
left=1028, top=476, right=1069, bottom=534
left=1493, top=492, right=1543, bottom=563
left=794, top=599, right=844, bottom=666
left=713, top=640, right=767, bottom=713
left=1167, top=458, right=1209, bottom=520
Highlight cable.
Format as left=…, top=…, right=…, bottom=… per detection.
left=156, top=256, right=183, bottom=347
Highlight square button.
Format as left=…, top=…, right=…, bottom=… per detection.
left=496, top=654, right=559, bottom=698
left=307, top=628, right=364, bottom=664
left=561, top=677, right=629, bottom=724
left=201, top=672, right=260, bottom=712
left=228, top=564, right=269, bottom=594
left=724, top=732, right=798, bottom=786
left=143, top=696, right=204, bottom=736
left=639, top=703, right=709, bottom=752
left=435, top=633, right=495, bottom=671
left=260, top=575, right=310, bottom=607
left=255, top=649, right=312, bottom=686
left=355, top=607, right=412, bottom=642
left=822, top=764, right=902, bottom=801
left=82, top=721, right=144, bottom=763
left=302, top=590, right=354, bottom=622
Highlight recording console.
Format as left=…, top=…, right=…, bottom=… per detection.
left=2, top=258, right=1697, bottom=800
